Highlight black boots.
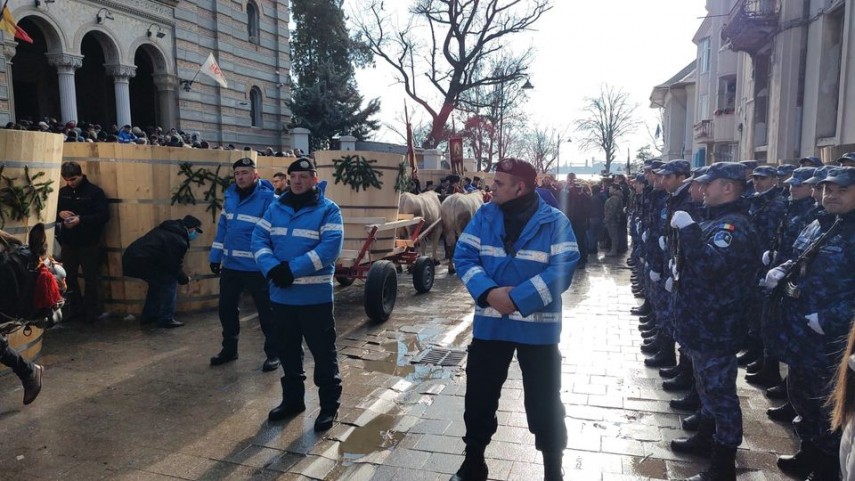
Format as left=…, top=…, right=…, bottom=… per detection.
left=268, top=378, right=306, bottom=422
left=765, top=378, right=788, bottom=400
left=777, top=440, right=818, bottom=479
left=671, top=416, right=714, bottom=456
left=314, top=410, right=337, bottom=432
left=680, top=442, right=737, bottom=481
left=450, top=445, right=488, bottom=481
left=681, top=411, right=704, bottom=431
left=543, top=451, right=563, bottom=481
left=262, top=357, right=281, bottom=372
left=644, top=336, right=677, bottom=368
left=631, top=301, right=651, bottom=316
left=766, top=402, right=797, bottom=423
left=744, top=358, right=781, bottom=387
left=670, top=388, right=701, bottom=411
left=662, top=355, right=694, bottom=391
left=210, top=350, right=238, bottom=366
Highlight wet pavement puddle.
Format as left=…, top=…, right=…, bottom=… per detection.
left=339, top=413, right=404, bottom=463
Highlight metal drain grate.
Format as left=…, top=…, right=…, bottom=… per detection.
left=411, top=347, right=467, bottom=367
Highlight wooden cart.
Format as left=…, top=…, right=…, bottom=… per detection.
left=334, top=215, right=440, bottom=322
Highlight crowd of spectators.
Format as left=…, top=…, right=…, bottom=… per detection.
left=4, top=118, right=298, bottom=157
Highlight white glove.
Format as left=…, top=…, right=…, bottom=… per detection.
left=670, top=261, right=679, bottom=279
left=805, top=313, right=824, bottom=335
left=636, top=221, right=642, bottom=234
left=670, top=211, right=695, bottom=229
left=659, top=236, right=667, bottom=251
left=762, top=261, right=793, bottom=289
left=665, top=277, right=674, bottom=293
left=649, top=270, right=661, bottom=282
left=762, top=250, right=777, bottom=266
left=642, top=230, right=649, bottom=243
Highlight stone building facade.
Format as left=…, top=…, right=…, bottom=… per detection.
left=0, top=0, right=292, bottom=150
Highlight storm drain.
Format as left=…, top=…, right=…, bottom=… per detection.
left=411, top=347, right=467, bottom=367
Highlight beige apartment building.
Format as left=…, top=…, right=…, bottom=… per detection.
left=653, top=0, right=855, bottom=166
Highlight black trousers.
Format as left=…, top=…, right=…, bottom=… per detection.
left=218, top=268, right=277, bottom=358
left=272, top=302, right=341, bottom=413
left=463, top=339, right=567, bottom=452
left=61, top=243, right=103, bottom=320
left=0, top=335, right=33, bottom=379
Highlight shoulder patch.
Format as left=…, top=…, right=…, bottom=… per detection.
left=713, top=231, right=732, bottom=248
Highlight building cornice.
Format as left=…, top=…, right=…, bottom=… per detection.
left=85, top=0, right=176, bottom=26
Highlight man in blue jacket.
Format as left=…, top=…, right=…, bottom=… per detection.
left=209, top=158, right=279, bottom=371
left=451, top=158, right=579, bottom=481
left=251, top=157, right=344, bottom=432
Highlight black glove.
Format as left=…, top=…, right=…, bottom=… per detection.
left=267, top=262, right=294, bottom=288
left=210, top=263, right=221, bottom=276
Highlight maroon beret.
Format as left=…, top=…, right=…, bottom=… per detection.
left=495, top=158, right=537, bottom=186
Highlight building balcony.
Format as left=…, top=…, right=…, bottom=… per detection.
left=694, top=119, right=713, bottom=142
left=721, top=0, right=779, bottom=55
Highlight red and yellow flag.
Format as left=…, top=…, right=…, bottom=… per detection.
left=0, top=6, right=33, bottom=44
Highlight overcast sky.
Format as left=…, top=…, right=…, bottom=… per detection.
left=351, top=1, right=707, bottom=166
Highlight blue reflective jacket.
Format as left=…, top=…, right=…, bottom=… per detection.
left=210, top=180, right=275, bottom=271
left=774, top=211, right=855, bottom=369
left=251, top=182, right=344, bottom=305
left=672, top=199, right=760, bottom=353
left=454, top=197, right=579, bottom=345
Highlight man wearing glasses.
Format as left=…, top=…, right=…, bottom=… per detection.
left=56, top=161, right=109, bottom=323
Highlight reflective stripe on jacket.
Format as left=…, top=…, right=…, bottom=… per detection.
left=454, top=197, right=580, bottom=345
left=251, top=182, right=343, bottom=305
left=210, top=180, right=275, bottom=271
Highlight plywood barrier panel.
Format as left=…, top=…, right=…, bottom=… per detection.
left=315, top=151, right=403, bottom=261
left=0, top=130, right=65, bottom=252
left=62, top=144, right=256, bottom=315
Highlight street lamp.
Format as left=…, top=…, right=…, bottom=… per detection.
left=555, top=137, right=571, bottom=175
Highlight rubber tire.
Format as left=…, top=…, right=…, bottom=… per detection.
left=335, top=276, right=355, bottom=287
left=412, top=256, right=435, bottom=293
left=364, top=260, right=397, bottom=322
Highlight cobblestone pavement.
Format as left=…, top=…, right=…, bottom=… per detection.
left=0, top=254, right=798, bottom=480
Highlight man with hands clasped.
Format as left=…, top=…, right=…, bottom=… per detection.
left=667, top=162, right=760, bottom=481
left=762, top=166, right=855, bottom=481
left=209, top=158, right=279, bottom=371
left=251, top=157, right=344, bottom=432
left=451, top=158, right=579, bottom=481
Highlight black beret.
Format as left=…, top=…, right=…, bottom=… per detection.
left=232, top=157, right=255, bottom=169
left=288, top=157, right=316, bottom=174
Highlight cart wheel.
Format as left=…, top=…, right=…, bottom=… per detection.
left=336, top=276, right=355, bottom=287
left=364, top=260, right=397, bottom=322
left=412, top=256, right=435, bottom=293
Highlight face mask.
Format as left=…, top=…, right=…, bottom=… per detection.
left=188, top=230, right=199, bottom=241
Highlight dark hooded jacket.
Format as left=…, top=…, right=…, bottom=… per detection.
left=122, top=219, right=191, bottom=284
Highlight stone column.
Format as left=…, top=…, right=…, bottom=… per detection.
left=291, top=127, right=310, bottom=155
left=338, top=135, right=357, bottom=151
left=2, top=42, right=16, bottom=124
left=46, top=53, right=83, bottom=124
left=152, top=73, right=178, bottom=129
left=105, top=64, right=136, bottom=128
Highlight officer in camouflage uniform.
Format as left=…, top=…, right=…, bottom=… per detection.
left=668, top=162, right=761, bottom=481
left=640, top=161, right=674, bottom=369
left=776, top=164, right=797, bottom=195
left=739, top=160, right=758, bottom=199
left=652, top=160, right=703, bottom=394
left=743, top=166, right=788, bottom=387
left=838, top=152, right=855, bottom=167
left=632, top=161, right=657, bottom=320
left=763, top=167, right=817, bottom=420
left=764, top=166, right=855, bottom=481
left=803, top=166, right=838, bottom=223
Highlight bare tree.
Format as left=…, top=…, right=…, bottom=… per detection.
left=354, top=0, right=551, bottom=148
left=522, top=124, right=560, bottom=173
left=574, top=85, right=639, bottom=173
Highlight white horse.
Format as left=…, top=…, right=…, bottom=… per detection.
left=399, top=191, right=443, bottom=263
left=441, top=192, right=484, bottom=274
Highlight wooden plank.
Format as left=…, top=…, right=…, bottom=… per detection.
left=367, top=217, right=424, bottom=233
left=344, top=216, right=387, bottom=225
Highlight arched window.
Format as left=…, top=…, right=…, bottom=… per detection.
left=247, top=1, right=260, bottom=44
left=250, top=87, right=262, bottom=127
